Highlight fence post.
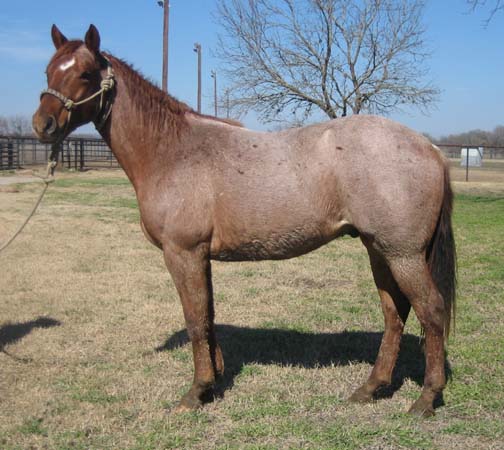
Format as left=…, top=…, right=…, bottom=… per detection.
left=80, top=139, right=84, bottom=171
left=465, top=148, right=469, bottom=182
left=7, top=141, right=14, bottom=169
left=73, top=141, right=77, bottom=170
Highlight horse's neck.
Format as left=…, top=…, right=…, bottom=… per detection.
left=98, top=60, right=185, bottom=189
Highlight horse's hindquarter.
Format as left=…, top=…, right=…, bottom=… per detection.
left=319, top=116, right=446, bottom=253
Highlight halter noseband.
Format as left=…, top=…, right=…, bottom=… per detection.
left=40, top=59, right=115, bottom=131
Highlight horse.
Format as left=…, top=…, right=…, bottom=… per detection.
left=33, top=24, right=456, bottom=417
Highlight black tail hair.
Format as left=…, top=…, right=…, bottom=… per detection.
left=427, top=161, right=457, bottom=339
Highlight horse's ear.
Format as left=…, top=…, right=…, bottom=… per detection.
left=51, top=24, right=68, bottom=49
left=85, top=24, right=101, bottom=54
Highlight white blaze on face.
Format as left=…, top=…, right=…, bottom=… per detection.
left=59, top=57, right=76, bottom=72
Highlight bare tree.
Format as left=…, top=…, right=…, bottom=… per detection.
left=215, top=0, right=439, bottom=124
left=437, top=124, right=504, bottom=147
left=7, top=115, right=33, bottom=136
left=0, top=116, right=9, bottom=135
left=467, top=0, right=504, bottom=23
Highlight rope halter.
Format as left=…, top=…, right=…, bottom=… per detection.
left=40, top=59, right=115, bottom=131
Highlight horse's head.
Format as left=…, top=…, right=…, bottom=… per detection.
left=33, top=24, right=114, bottom=143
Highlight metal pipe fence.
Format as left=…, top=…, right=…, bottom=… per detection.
left=435, top=144, right=504, bottom=182
left=0, top=135, right=119, bottom=171
left=0, top=138, right=19, bottom=170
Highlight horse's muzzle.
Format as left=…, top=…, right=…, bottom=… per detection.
left=32, top=111, right=58, bottom=143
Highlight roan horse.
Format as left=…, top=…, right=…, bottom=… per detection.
left=33, top=25, right=456, bottom=417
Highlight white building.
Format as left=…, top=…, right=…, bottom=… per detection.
left=461, top=148, right=483, bottom=167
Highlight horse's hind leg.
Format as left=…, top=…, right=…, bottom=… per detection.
left=349, top=248, right=410, bottom=403
left=387, top=255, right=446, bottom=417
left=163, top=243, right=224, bottom=412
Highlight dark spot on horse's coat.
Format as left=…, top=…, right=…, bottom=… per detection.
left=336, top=146, right=344, bottom=151
left=252, top=144, right=258, bottom=148
left=237, top=169, right=244, bottom=175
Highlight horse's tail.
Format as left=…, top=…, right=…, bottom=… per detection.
left=427, top=158, right=457, bottom=339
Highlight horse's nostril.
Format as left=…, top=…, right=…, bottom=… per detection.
left=44, top=115, right=57, bottom=135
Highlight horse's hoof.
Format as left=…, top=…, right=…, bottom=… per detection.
left=171, top=402, right=196, bottom=414
left=348, top=386, right=374, bottom=404
left=171, top=393, right=203, bottom=413
left=408, top=399, right=435, bottom=418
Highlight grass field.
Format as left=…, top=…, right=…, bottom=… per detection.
left=0, top=167, right=503, bottom=449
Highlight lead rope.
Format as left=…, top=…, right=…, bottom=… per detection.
left=0, top=145, right=59, bottom=254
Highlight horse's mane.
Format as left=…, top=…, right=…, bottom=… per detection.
left=104, top=53, right=244, bottom=134
left=106, top=53, right=192, bottom=136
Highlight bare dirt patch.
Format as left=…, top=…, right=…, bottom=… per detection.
left=0, top=176, right=40, bottom=186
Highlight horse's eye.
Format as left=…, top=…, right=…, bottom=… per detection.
left=80, top=71, right=92, bottom=81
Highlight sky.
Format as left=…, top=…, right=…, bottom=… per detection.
left=0, top=0, right=503, bottom=138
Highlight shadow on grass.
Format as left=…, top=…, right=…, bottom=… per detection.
left=0, top=317, right=61, bottom=362
left=157, top=325, right=452, bottom=405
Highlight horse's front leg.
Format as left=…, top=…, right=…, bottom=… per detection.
left=163, top=242, right=224, bottom=412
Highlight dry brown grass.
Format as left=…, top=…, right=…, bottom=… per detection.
left=449, top=159, right=504, bottom=184
left=0, top=168, right=503, bottom=449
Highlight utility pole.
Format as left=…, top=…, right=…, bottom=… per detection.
left=193, top=43, right=202, bottom=113
left=157, top=0, right=170, bottom=92
left=225, top=89, right=230, bottom=119
left=211, top=70, right=217, bottom=117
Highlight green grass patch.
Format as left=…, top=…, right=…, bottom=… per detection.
left=55, top=378, right=127, bottom=405
left=442, top=419, right=504, bottom=439
left=54, top=177, right=131, bottom=188
left=17, top=418, right=47, bottom=437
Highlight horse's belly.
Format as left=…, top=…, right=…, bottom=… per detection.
left=210, top=221, right=355, bottom=262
